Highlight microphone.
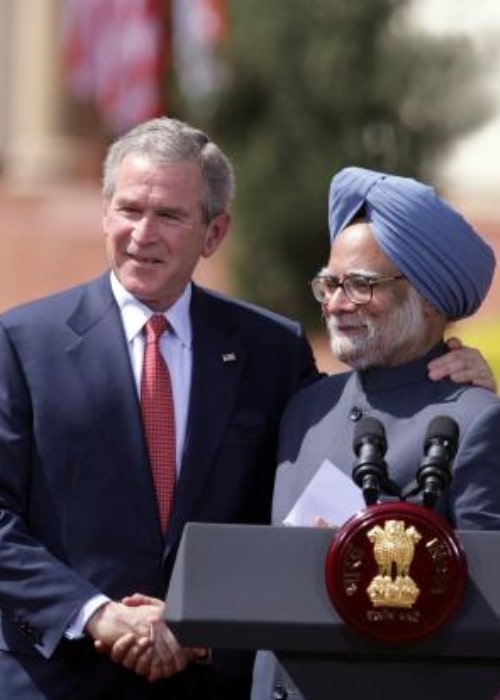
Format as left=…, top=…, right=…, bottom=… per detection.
left=416, top=416, right=459, bottom=509
left=352, top=417, right=399, bottom=505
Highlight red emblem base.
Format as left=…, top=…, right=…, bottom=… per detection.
left=325, top=502, right=467, bottom=643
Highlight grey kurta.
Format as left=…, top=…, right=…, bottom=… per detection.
left=253, top=342, right=500, bottom=700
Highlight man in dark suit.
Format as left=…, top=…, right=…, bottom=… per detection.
left=0, top=117, right=320, bottom=699
left=0, top=124, right=491, bottom=699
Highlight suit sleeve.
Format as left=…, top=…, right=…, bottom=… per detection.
left=449, top=401, right=500, bottom=529
left=0, top=322, right=100, bottom=659
left=295, top=328, right=321, bottom=389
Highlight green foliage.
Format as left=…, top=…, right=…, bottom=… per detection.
left=195, top=0, right=494, bottom=328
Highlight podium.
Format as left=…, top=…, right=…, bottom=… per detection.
left=165, top=523, right=500, bottom=700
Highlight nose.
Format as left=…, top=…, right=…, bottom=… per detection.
left=131, top=214, right=156, bottom=245
left=323, top=284, right=356, bottom=315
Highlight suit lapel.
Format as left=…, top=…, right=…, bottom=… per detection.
left=167, top=287, right=246, bottom=545
left=65, top=274, right=163, bottom=540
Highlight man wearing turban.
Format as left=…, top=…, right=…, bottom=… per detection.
left=252, top=167, right=500, bottom=700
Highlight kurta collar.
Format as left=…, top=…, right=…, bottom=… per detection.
left=357, top=341, right=447, bottom=392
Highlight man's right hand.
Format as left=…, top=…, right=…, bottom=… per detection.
left=86, top=597, right=205, bottom=682
left=85, top=600, right=158, bottom=649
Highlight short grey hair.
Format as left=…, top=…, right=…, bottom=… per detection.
left=102, top=117, right=235, bottom=223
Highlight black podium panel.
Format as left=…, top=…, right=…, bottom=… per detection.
left=165, top=523, right=500, bottom=699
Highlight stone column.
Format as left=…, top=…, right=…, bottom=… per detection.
left=2, top=0, right=80, bottom=186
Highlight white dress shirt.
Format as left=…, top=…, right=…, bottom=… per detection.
left=110, top=271, right=193, bottom=474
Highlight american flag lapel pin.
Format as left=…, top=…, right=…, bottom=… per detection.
left=222, top=352, right=237, bottom=363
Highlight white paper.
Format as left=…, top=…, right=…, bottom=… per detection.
left=283, top=459, right=365, bottom=527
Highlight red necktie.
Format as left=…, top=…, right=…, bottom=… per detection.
left=140, top=315, right=176, bottom=531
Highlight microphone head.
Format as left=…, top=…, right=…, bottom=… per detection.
left=353, top=416, right=387, bottom=456
left=424, top=416, right=459, bottom=458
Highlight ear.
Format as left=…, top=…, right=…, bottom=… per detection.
left=102, top=198, right=111, bottom=234
left=421, top=297, right=440, bottom=319
left=202, top=212, right=231, bottom=258
left=102, top=197, right=111, bottom=217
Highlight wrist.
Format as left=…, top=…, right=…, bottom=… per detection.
left=84, top=601, right=114, bottom=640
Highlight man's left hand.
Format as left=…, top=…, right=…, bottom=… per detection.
left=427, top=336, right=496, bottom=392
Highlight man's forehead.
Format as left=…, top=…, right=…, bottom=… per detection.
left=328, top=222, right=397, bottom=273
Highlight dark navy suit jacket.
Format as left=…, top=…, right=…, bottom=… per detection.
left=0, top=273, right=318, bottom=699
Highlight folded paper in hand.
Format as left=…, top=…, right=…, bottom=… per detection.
left=283, top=459, right=365, bottom=527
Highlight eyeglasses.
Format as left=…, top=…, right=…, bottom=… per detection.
left=310, top=273, right=405, bottom=306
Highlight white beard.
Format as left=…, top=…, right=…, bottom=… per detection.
left=326, top=288, right=428, bottom=369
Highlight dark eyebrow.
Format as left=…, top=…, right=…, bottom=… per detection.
left=155, top=205, right=184, bottom=216
left=114, top=195, right=142, bottom=209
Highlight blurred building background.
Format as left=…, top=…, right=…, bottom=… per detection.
left=403, top=0, right=500, bottom=386
left=0, top=0, right=498, bottom=379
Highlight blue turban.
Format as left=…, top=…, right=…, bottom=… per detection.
left=328, top=166, right=495, bottom=320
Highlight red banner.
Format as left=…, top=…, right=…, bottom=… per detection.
left=61, top=0, right=167, bottom=134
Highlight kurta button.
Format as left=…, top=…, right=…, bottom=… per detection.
left=273, top=685, right=288, bottom=700
left=349, top=406, right=363, bottom=421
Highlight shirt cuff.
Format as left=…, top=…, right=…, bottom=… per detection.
left=65, top=594, right=110, bottom=640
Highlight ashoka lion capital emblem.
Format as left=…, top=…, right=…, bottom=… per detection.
left=366, top=519, right=421, bottom=608
left=325, top=502, right=467, bottom=642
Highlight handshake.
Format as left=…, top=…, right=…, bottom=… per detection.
left=85, top=593, right=208, bottom=683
